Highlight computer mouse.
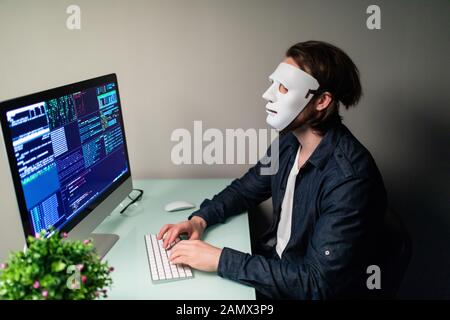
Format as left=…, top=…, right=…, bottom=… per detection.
left=164, top=201, right=196, bottom=212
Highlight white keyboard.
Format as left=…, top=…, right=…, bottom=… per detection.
left=144, top=234, right=193, bottom=281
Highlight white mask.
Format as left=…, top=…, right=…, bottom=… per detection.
left=262, top=62, right=320, bottom=131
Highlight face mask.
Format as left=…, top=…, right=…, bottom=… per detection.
left=262, top=62, right=320, bottom=131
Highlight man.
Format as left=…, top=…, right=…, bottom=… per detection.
left=158, top=40, right=387, bottom=299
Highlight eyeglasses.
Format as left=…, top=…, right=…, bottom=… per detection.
left=120, top=189, right=144, bottom=214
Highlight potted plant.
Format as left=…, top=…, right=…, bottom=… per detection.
left=0, top=229, right=114, bottom=300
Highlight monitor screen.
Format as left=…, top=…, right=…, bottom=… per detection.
left=0, top=74, right=130, bottom=238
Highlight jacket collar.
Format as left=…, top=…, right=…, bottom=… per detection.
left=284, top=124, right=344, bottom=170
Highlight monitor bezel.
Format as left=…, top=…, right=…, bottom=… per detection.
left=0, top=73, right=132, bottom=239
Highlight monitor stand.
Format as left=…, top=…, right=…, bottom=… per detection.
left=91, top=233, right=120, bottom=259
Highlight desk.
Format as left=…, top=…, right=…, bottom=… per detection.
left=94, top=179, right=256, bottom=300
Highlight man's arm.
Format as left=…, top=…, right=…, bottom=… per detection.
left=217, top=177, right=379, bottom=299
left=188, top=137, right=278, bottom=227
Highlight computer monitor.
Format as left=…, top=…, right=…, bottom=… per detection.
left=0, top=74, right=132, bottom=257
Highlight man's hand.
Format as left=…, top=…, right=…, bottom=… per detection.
left=157, top=216, right=207, bottom=249
left=169, top=240, right=222, bottom=272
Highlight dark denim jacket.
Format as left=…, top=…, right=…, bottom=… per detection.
left=190, top=123, right=387, bottom=299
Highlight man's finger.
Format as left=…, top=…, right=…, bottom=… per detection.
left=157, top=224, right=173, bottom=240
left=178, top=239, right=198, bottom=246
left=189, top=231, right=200, bottom=240
left=162, top=229, right=175, bottom=248
left=164, top=227, right=182, bottom=248
left=170, top=256, right=187, bottom=266
left=170, top=240, right=189, bottom=252
left=169, top=248, right=188, bottom=260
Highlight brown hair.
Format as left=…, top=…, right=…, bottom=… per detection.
left=286, top=41, right=362, bottom=134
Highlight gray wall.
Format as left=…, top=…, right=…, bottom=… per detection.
left=0, top=0, right=449, bottom=298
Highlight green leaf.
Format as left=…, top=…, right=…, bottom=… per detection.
left=51, top=261, right=66, bottom=272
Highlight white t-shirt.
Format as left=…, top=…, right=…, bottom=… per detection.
left=276, top=147, right=301, bottom=258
